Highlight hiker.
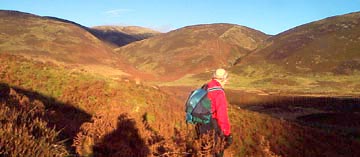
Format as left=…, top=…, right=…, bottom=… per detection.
left=196, top=68, right=232, bottom=156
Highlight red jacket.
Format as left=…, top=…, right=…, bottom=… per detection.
left=207, top=79, right=231, bottom=136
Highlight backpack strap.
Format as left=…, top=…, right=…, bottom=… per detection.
left=201, top=84, right=208, bottom=90
left=207, top=86, right=223, bottom=92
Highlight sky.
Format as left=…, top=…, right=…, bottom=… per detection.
left=1, top=0, right=359, bottom=35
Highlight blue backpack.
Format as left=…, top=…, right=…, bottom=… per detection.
left=185, top=85, right=223, bottom=124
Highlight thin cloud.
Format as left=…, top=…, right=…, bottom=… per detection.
left=150, top=24, right=174, bottom=33
left=104, top=9, right=133, bottom=17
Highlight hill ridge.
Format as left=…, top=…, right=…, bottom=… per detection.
left=227, top=11, right=360, bottom=96
left=115, top=23, right=269, bottom=80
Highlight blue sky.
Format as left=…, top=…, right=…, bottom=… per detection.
left=1, top=0, right=359, bottom=35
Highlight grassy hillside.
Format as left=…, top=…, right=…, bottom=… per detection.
left=2, top=9, right=360, bottom=157
left=0, top=10, right=149, bottom=80
left=230, top=12, right=360, bottom=96
left=237, top=12, right=360, bottom=73
left=169, top=12, right=360, bottom=96
left=0, top=10, right=120, bottom=66
left=115, top=23, right=269, bottom=81
left=1, top=54, right=360, bottom=156
left=0, top=54, right=183, bottom=155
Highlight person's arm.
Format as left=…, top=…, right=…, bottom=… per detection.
left=215, top=92, right=231, bottom=136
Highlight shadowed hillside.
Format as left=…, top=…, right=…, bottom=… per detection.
left=42, top=16, right=157, bottom=47
left=115, top=23, right=269, bottom=81
left=0, top=83, right=92, bottom=156
left=91, top=26, right=161, bottom=47
left=0, top=54, right=183, bottom=155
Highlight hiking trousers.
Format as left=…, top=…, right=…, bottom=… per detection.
left=195, top=119, right=224, bottom=157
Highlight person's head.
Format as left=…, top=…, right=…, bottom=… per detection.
left=213, top=68, right=229, bottom=86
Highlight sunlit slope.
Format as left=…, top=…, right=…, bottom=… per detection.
left=0, top=10, right=118, bottom=65
left=115, top=23, right=269, bottom=80
left=226, top=12, right=360, bottom=95
left=236, top=11, right=360, bottom=73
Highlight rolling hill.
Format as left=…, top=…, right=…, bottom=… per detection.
left=91, top=25, right=161, bottom=47
left=115, top=23, right=270, bottom=80
left=235, top=11, right=360, bottom=74
left=0, top=10, right=120, bottom=65
left=217, top=12, right=360, bottom=95
left=1, top=9, right=360, bottom=157
left=0, top=10, right=152, bottom=79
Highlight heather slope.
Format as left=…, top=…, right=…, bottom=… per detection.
left=236, top=11, right=360, bottom=74
left=1, top=54, right=360, bottom=156
left=115, top=23, right=269, bottom=80
left=2, top=9, right=360, bottom=157
left=170, top=12, right=360, bottom=96
left=0, top=10, right=118, bottom=65
left=229, top=12, right=360, bottom=95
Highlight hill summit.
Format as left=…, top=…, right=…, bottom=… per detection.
left=0, top=10, right=118, bottom=65
left=236, top=11, right=360, bottom=75
left=91, top=25, right=161, bottom=47
left=115, top=23, right=269, bottom=80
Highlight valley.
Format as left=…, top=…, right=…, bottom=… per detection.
left=1, top=10, right=360, bottom=156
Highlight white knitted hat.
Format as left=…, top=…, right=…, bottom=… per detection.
left=213, top=68, right=228, bottom=79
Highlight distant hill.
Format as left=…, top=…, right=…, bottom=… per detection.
left=0, top=10, right=119, bottom=65
left=93, top=25, right=161, bottom=38
left=115, top=23, right=269, bottom=80
left=222, top=12, right=360, bottom=96
left=235, top=11, right=360, bottom=75
left=90, top=26, right=161, bottom=47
